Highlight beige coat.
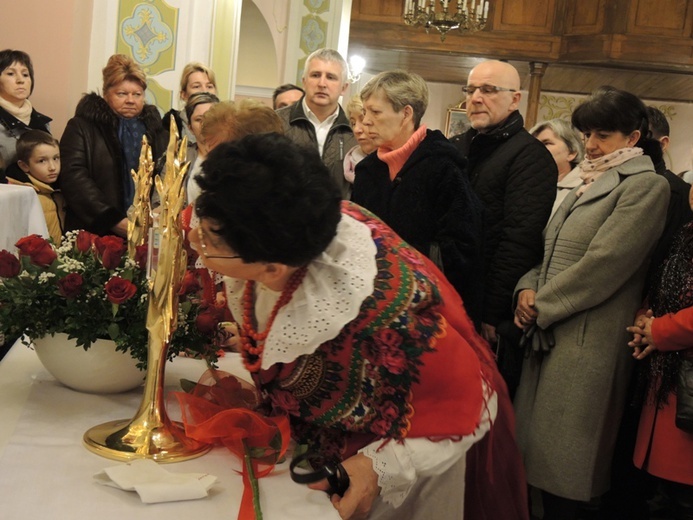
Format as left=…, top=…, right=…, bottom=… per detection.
left=513, top=155, right=669, bottom=501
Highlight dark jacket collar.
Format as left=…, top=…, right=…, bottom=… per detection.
left=469, top=110, right=525, bottom=144
left=74, top=92, right=162, bottom=132
left=0, top=105, right=51, bottom=132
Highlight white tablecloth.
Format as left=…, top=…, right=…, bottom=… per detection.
left=0, top=183, right=50, bottom=251
left=0, top=343, right=340, bottom=520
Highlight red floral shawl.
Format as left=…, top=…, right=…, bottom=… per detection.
left=253, top=202, right=493, bottom=461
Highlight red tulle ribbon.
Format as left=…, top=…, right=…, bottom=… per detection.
left=173, top=370, right=291, bottom=520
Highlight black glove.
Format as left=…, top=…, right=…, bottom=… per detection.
left=519, top=324, right=555, bottom=354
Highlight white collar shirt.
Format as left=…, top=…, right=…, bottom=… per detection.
left=302, top=98, right=339, bottom=156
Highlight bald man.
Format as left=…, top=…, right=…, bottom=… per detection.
left=450, top=60, right=557, bottom=396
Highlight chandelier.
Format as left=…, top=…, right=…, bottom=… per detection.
left=403, top=0, right=490, bottom=42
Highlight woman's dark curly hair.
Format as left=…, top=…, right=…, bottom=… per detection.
left=571, top=85, right=649, bottom=144
left=194, top=133, right=342, bottom=266
left=0, top=49, right=35, bottom=95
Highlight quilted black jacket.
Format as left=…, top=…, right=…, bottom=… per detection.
left=451, top=111, right=557, bottom=327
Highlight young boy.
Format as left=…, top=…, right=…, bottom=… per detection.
left=8, top=130, right=65, bottom=244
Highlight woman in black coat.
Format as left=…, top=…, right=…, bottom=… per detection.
left=352, top=70, right=484, bottom=326
left=60, top=54, right=167, bottom=236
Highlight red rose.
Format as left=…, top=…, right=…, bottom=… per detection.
left=104, top=276, right=137, bottom=304
left=94, top=236, right=127, bottom=270
left=398, top=247, right=424, bottom=267
left=373, top=329, right=403, bottom=351
left=270, top=389, right=300, bottom=416
left=0, top=250, right=20, bottom=278
left=382, top=348, right=407, bottom=375
left=195, top=306, right=224, bottom=335
left=58, top=273, right=84, bottom=298
left=371, top=418, right=392, bottom=437
left=134, top=244, right=148, bottom=270
left=380, top=401, right=400, bottom=421
left=179, top=269, right=202, bottom=296
left=75, top=230, right=96, bottom=253
left=15, top=235, right=57, bottom=267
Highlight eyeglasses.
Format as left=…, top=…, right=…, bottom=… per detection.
left=462, top=85, right=517, bottom=96
left=197, top=227, right=242, bottom=260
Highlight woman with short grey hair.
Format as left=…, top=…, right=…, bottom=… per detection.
left=530, top=118, right=585, bottom=217
left=352, top=70, right=485, bottom=326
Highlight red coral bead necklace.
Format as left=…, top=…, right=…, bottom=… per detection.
left=240, top=266, right=308, bottom=372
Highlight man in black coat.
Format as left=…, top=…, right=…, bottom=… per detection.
left=450, top=60, right=557, bottom=396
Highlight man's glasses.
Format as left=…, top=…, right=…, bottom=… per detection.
left=462, top=85, right=517, bottom=96
left=197, top=227, right=242, bottom=260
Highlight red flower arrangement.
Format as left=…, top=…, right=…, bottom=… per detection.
left=0, top=231, right=221, bottom=368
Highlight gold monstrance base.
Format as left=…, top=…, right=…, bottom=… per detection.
left=83, top=412, right=211, bottom=463
left=83, top=346, right=212, bottom=462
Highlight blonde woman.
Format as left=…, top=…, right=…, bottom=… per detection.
left=162, top=61, right=217, bottom=142
left=343, top=95, right=376, bottom=183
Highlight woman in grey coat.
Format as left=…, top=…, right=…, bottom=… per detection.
left=513, top=87, right=670, bottom=520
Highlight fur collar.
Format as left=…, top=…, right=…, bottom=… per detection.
left=74, top=92, right=163, bottom=132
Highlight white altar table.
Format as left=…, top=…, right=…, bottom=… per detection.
left=0, top=342, right=340, bottom=520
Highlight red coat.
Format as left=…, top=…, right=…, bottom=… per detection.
left=633, top=308, right=693, bottom=485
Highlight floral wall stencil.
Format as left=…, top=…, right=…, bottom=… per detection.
left=538, top=94, right=585, bottom=121
left=117, top=0, right=177, bottom=74
left=300, top=16, right=327, bottom=54
left=304, top=0, right=330, bottom=14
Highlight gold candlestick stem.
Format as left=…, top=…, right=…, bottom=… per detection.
left=84, top=120, right=210, bottom=462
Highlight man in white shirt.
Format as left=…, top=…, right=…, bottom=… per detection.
left=276, top=48, right=356, bottom=198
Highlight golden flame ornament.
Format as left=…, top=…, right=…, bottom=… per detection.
left=83, top=120, right=211, bottom=462
left=126, top=136, right=153, bottom=260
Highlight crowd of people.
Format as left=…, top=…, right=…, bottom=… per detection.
left=0, top=45, right=691, bottom=520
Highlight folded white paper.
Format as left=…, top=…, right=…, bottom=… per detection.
left=94, top=459, right=217, bottom=504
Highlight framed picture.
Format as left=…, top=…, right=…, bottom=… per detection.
left=444, top=108, right=470, bottom=138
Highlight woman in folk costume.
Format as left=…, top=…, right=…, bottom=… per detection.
left=188, top=133, right=527, bottom=520
left=513, top=86, right=670, bottom=519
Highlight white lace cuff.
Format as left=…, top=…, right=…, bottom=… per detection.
left=359, top=384, right=498, bottom=509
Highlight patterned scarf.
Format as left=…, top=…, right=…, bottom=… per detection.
left=576, top=147, right=643, bottom=197
left=117, top=117, right=146, bottom=208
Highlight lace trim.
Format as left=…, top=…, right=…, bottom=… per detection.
left=360, top=380, right=497, bottom=508
left=224, top=213, right=377, bottom=369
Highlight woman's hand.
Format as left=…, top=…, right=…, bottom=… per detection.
left=308, top=453, right=380, bottom=520
left=514, top=289, right=538, bottom=329
left=627, top=310, right=657, bottom=359
left=111, top=218, right=129, bottom=238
